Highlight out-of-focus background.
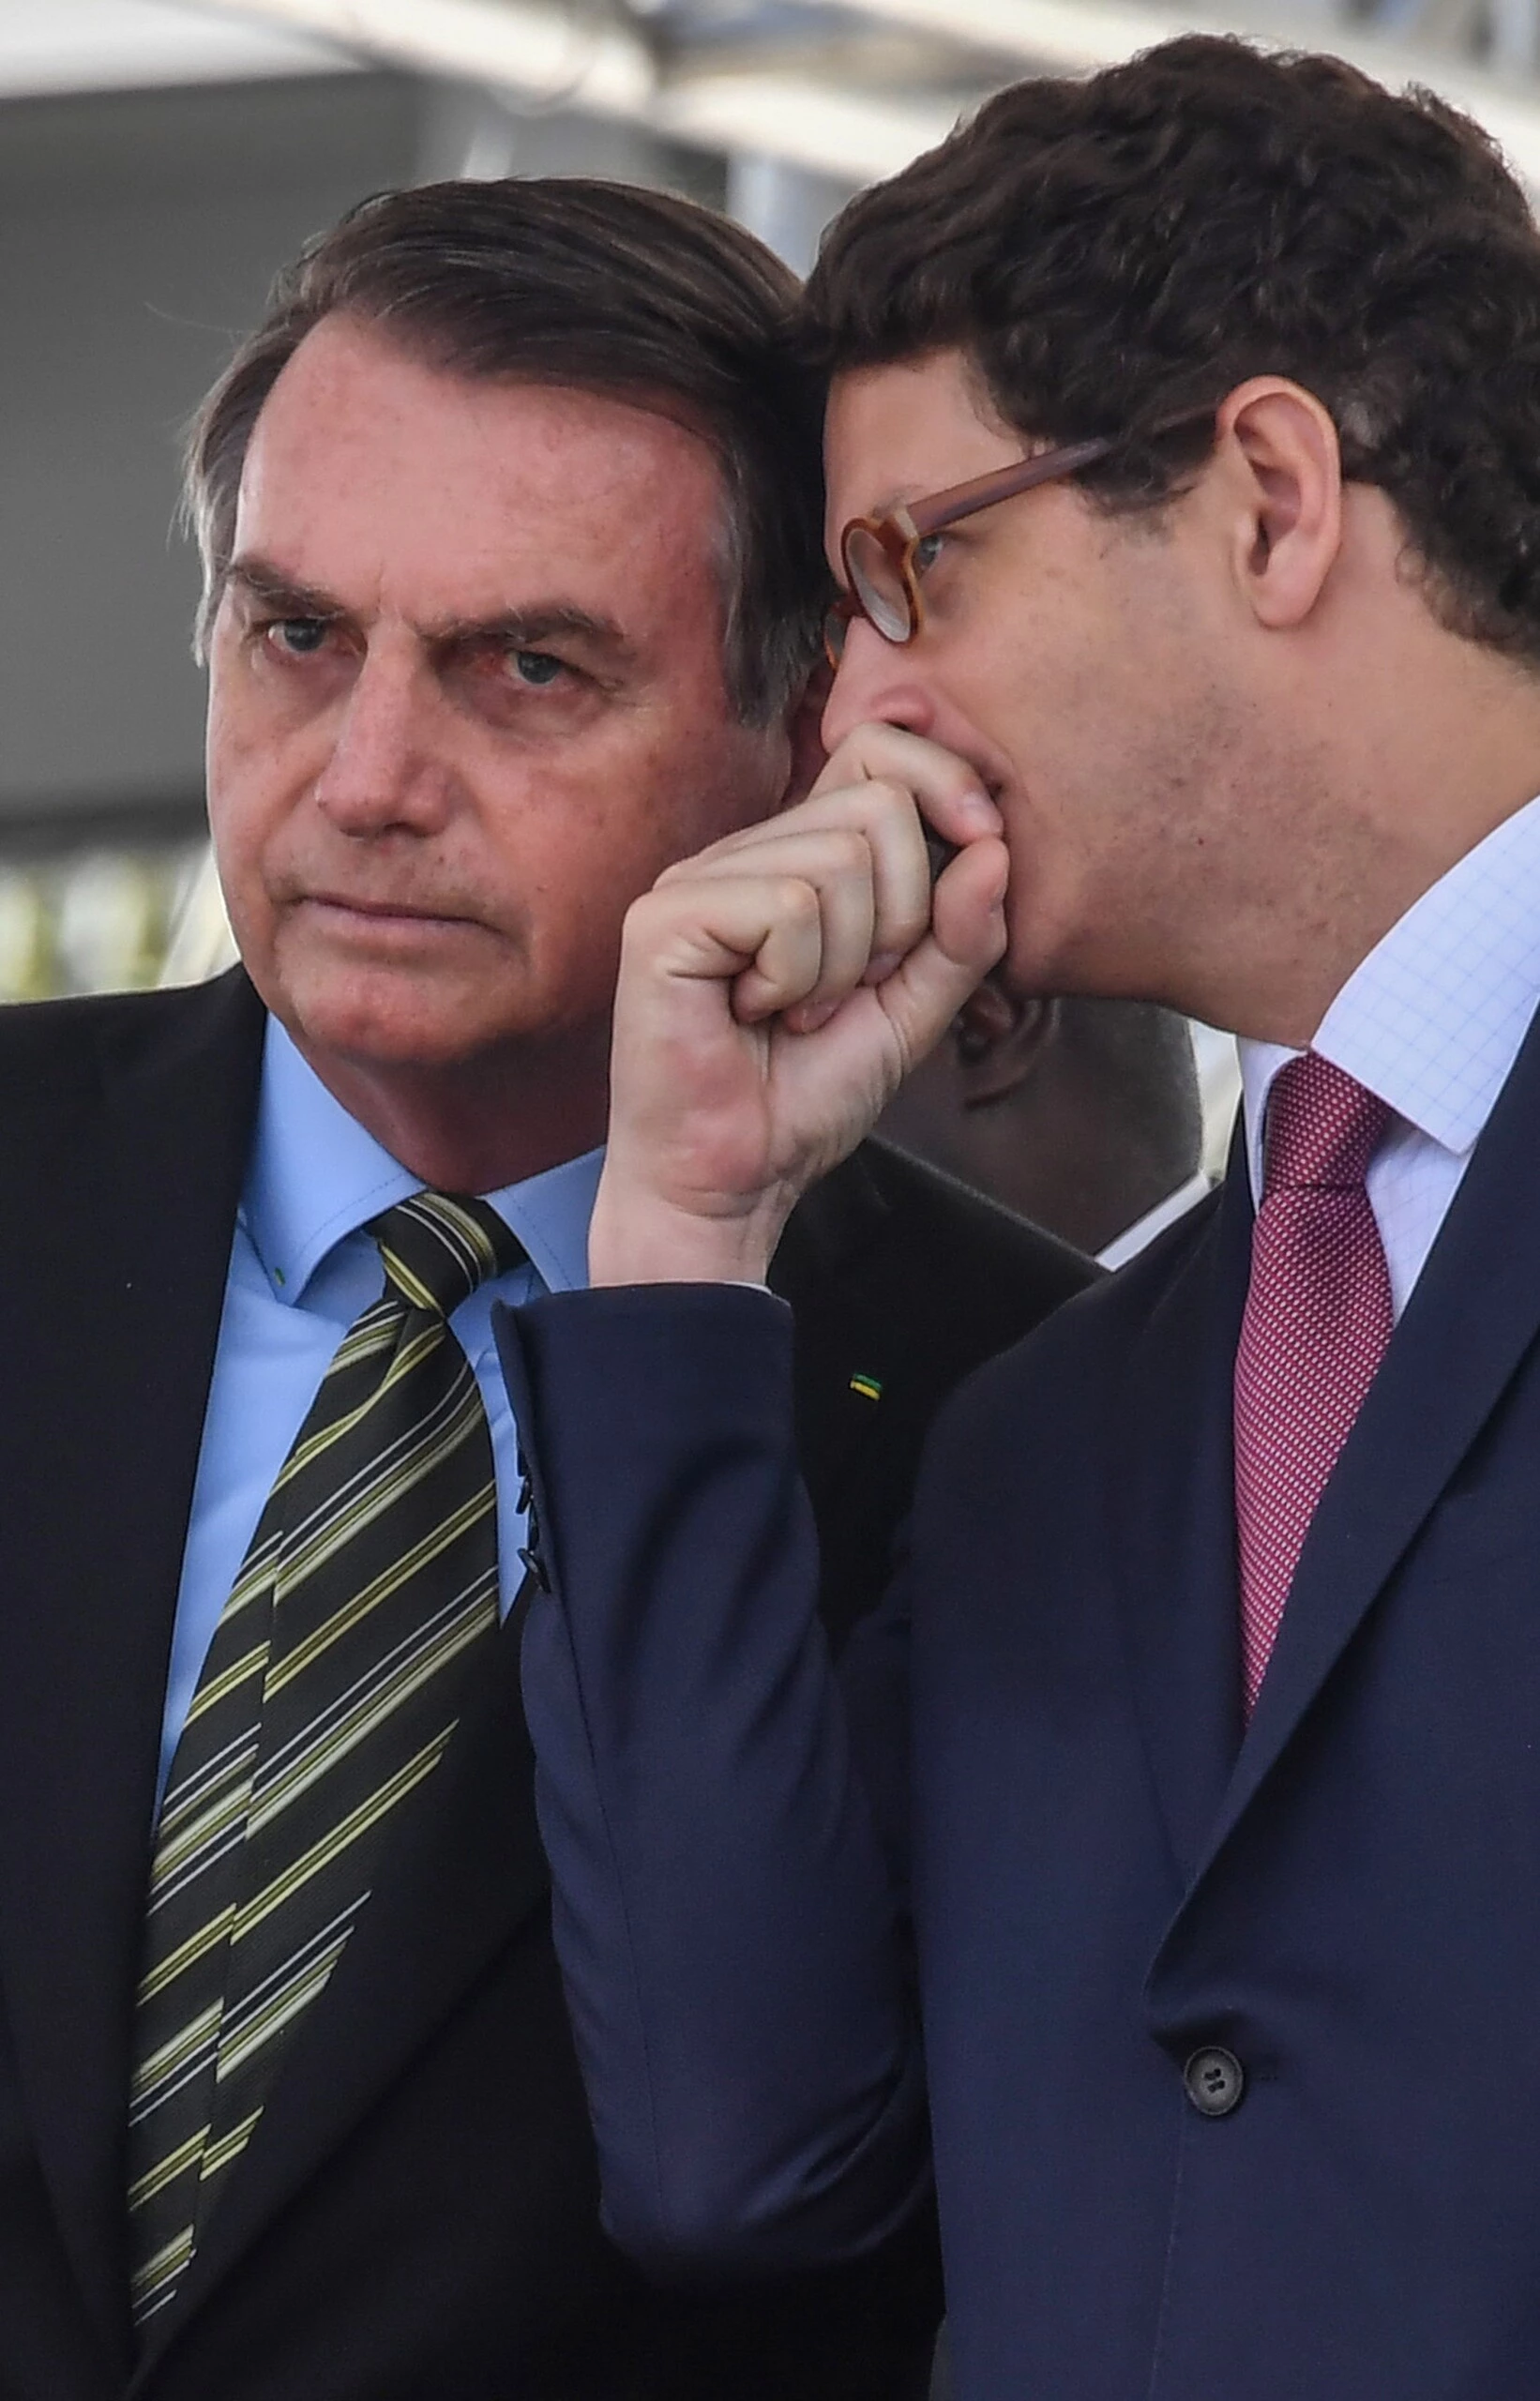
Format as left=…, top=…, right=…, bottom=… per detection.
left=9, top=0, right=1540, bottom=1148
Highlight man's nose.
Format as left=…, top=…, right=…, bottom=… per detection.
left=313, top=648, right=447, bottom=833
left=820, top=619, right=939, bottom=753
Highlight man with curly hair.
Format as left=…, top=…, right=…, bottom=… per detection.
left=502, top=36, right=1540, bottom=2399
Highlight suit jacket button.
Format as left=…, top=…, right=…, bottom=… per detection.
left=1184, top=2046, right=1245, bottom=2118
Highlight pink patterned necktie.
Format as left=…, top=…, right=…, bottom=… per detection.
left=1233, top=1052, right=1395, bottom=1716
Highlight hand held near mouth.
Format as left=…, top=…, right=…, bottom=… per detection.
left=588, top=722, right=1009, bottom=1288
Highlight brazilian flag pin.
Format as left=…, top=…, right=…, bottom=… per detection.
left=849, top=1372, right=883, bottom=1403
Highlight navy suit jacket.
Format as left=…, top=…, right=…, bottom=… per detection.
left=503, top=1000, right=1540, bottom=2401
left=0, top=970, right=1090, bottom=2401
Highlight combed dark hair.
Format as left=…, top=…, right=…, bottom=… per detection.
left=188, top=178, right=826, bottom=723
left=806, top=36, right=1540, bottom=665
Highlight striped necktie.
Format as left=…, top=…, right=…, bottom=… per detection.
left=126, top=1190, right=523, bottom=2331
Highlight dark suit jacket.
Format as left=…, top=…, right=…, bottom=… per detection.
left=0, top=966, right=1090, bottom=2401
left=504, top=1001, right=1540, bottom=2401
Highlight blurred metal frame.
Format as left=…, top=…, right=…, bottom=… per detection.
left=191, top=0, right=1540, bottom=189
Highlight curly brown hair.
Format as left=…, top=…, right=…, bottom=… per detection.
left=806, top=35, right=1540, bottom=665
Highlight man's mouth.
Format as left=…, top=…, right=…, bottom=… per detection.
left=300, top=893, right=476, bottom=929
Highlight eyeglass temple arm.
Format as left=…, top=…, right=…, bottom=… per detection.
left=904, top=437, right=1114, bottom=536
left=904, top=406, right=1215, bottom=537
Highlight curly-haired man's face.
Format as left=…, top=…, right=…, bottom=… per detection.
left=822, top=348, right=1324, bottom=1019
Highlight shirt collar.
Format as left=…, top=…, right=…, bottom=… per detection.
left=1238, top=793, right=1540, bottom=1201
left=243, top=1017, right=602, bottom=1304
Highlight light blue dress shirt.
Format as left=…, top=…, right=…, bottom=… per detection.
left=159, top=1016, right=600, bottom=1803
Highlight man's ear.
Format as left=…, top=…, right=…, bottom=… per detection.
left=1217, top=378, right=1343, bottom=631
left=955, top=984, right=1056, bottom=1105
left=778, top=659, right=832, bottom=808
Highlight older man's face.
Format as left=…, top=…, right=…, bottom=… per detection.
left=207, top=314, right=795, bottom=1089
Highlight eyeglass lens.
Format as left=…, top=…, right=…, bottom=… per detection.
left=843, top=523, right=915, bottom=642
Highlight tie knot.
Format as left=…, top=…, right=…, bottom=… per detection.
left=368, top=1191, right=525, bottom=1319
left=1263, top=1053, right=1392, bottom=1198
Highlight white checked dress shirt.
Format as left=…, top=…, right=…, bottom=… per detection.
left=1240, top=792, right=1540, bottom=1318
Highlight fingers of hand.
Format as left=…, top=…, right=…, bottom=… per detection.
left=873, top=834, right=1012, bottom=1067
left=930, top=833, right=1011, bottom=974
left=622, top=871, right=858, bottom=1030
left=733, top=858, right=873, bottom=1025
left=811, top=722, right=1002, bottom=843
left=657, top=789, right=929, bottom=1011
left=635, top=778, right=1008, bottom=1041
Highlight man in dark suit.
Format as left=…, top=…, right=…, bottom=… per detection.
left=499, top=39, right=1540, bottom=2401
left=0, top=180, right=1091, bottom=2397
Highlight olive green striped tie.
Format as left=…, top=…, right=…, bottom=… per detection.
left=126, top=1191, right=523, bottom=2331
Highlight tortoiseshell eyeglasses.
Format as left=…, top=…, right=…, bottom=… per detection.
left=823, top=411, right=1215, bottom=669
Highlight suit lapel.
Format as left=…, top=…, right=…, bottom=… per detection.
left=0, top=970, right=263, bottom=2365
left=1109, top=1173, right=1246, bottom=1880
left=1197, top=1008, right=1540, bottom=1865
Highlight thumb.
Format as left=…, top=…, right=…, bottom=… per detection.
left=876, top=835, right=1010, bottom=1067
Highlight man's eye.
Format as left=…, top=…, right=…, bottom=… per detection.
left=506, top=649, right=566, bottom=688
left=913, top=534, right=945, bottom=580
left=265, top=618, right=329, bottom=656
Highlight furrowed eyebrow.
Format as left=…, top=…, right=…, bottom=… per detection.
left=437, top=605, right=631, bottom=657
left=220, top=564, right=631, bottom=662
left=224, top=557, right=344, bottom=621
